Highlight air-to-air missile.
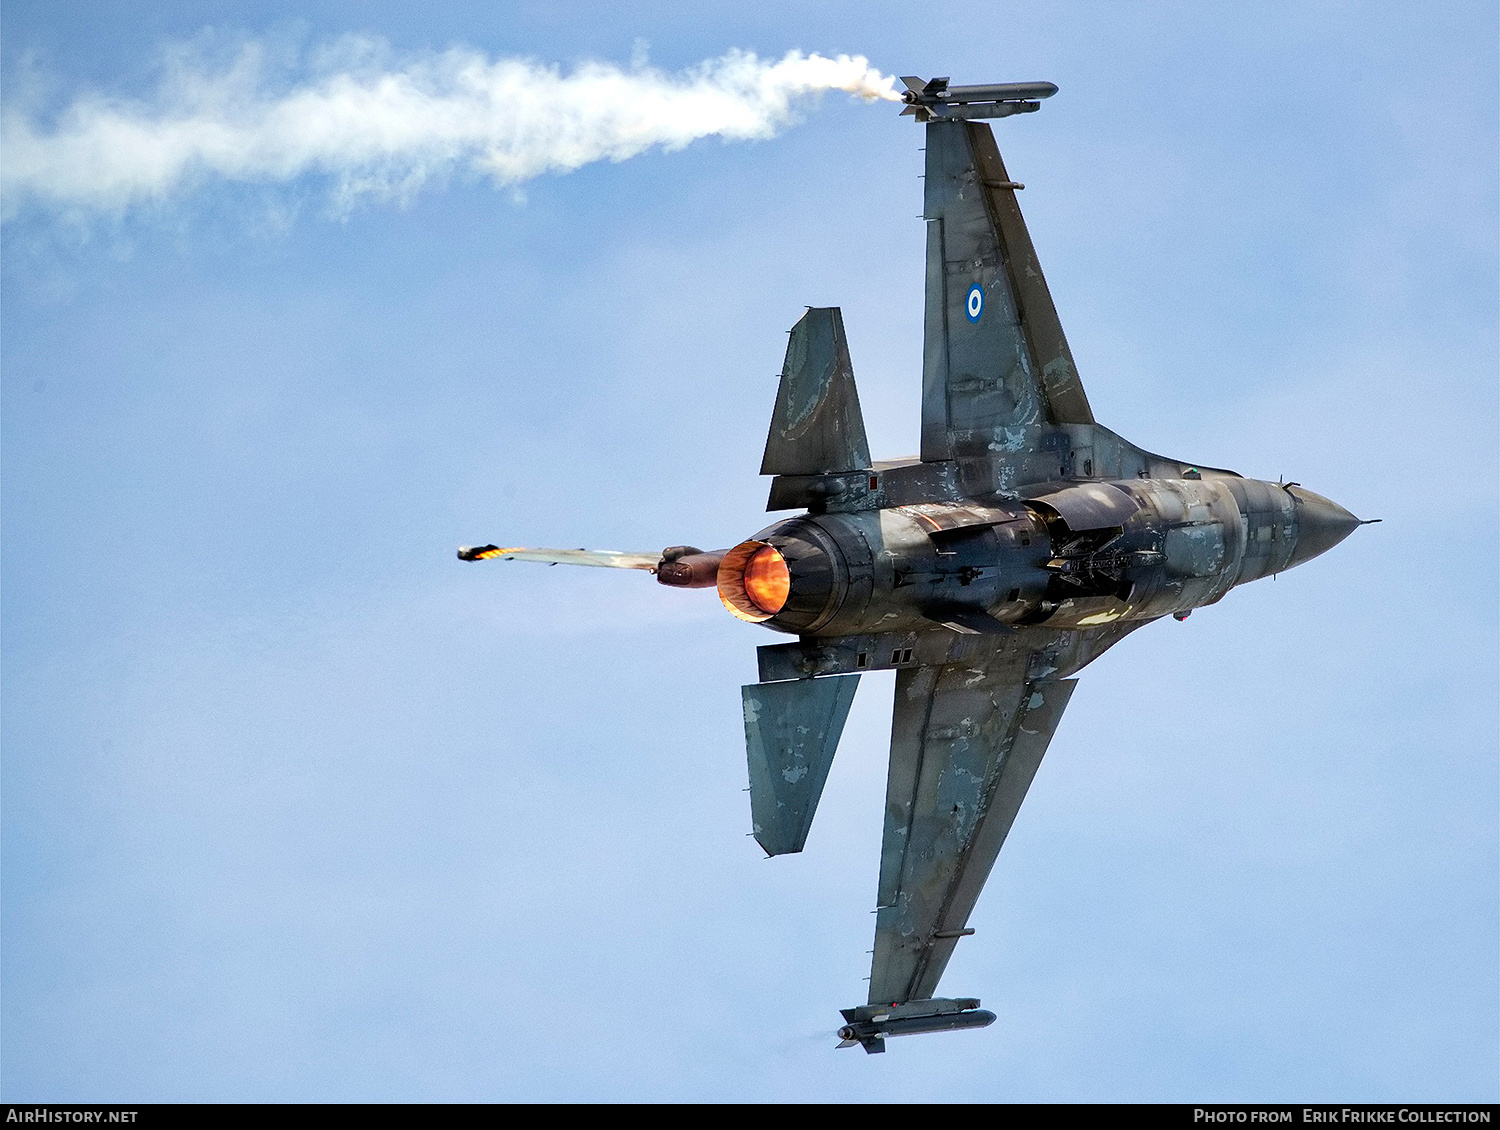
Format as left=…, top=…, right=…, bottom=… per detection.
left=897, top=75, right=1058, bottom=122
left=458, top=78, right=1372, bottom=1054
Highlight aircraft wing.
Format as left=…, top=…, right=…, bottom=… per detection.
left=919, top=119, right=1094, bottom=465
left=868, top=635, right=1083, bottom=1005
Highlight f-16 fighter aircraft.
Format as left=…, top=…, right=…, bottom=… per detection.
left=459, top=77, right=1370, bottom=1053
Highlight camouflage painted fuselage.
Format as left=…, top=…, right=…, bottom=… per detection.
left=737, top=467, right=1350, bottom=648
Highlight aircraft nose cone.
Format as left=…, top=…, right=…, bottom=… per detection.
left=1285, top=486, right=1362, bottom=569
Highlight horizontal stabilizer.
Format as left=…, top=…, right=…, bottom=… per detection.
left=457, top=545, right=661, bottom=569
left=760, top=307, right=871, bottom=477
left=742, top=674, right=860, bottom=856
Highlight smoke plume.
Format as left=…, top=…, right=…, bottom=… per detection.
left=1, top=39, right=901, bottom=222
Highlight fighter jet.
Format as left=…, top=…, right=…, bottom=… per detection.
left=459, top=78, right=1370, bottom=1053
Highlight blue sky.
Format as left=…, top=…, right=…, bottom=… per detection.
left=3, top=1, right=1496, bottom=1102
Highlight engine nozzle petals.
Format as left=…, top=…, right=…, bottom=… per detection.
left=718, top=540, right=783, bottom=622
left=743, top=545, right=790, bottom=613
left=715, top=522, right=846, bottom=631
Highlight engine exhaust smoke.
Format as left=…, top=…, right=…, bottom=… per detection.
left=3, top=39, right=901, bottom=221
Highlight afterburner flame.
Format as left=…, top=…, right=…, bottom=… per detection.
left=743, top=545, right=790, bottom=614
left=717, top=539, right=786, bottom=622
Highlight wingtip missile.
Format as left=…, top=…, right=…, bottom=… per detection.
left=836, top=997, right=996, bottom=1052
left=898, top=77, right=1057, bottom=122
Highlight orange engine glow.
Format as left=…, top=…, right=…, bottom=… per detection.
left=742, top=545, right=790, bottom=614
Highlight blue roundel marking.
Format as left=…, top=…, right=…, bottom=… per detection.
left=965, top=285, right=984, bottom=322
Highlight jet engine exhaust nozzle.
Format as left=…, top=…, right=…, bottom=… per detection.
left=717, top=540, right=789, bottom=622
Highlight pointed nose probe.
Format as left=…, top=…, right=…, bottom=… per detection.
left=1284, top=486, right=1364, bottom=570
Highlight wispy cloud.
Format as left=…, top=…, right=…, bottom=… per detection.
left=2, top=38, right=900, bottom=223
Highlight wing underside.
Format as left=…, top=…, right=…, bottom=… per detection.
left=860, top=618, right=1151, bottom=1006
left=858, top=618, right=1146, bottom=1002
left=920, top=119, right=1093, bottom=467
left=869, top=647, right=1075, bottom=1004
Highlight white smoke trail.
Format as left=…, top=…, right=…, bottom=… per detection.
left=1, top=39, right=901, bottom=221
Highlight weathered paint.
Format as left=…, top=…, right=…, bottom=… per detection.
left=457, top=97, right=1366, bottom=1048
left=742, top=675, right=861, bottom=857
